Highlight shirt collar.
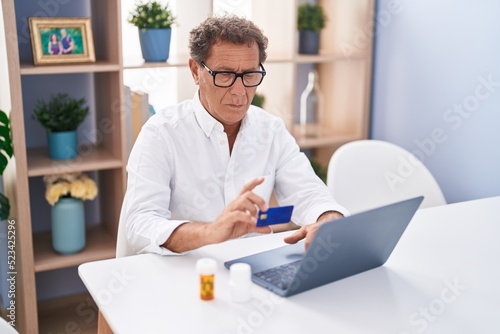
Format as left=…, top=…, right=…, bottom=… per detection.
left=192, top=89, right=252, bottom=137
left=193, top=90, right=223, bottom=137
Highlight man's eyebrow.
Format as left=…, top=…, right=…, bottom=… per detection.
left=215, top=65, right=260, bottom=72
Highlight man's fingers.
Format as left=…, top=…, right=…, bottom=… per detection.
left=246, top=191, right=268, bottom=213
left=222, top=211, right=272, bottom=235
left=235, top=178, right=268, bottom=213
left=253, top=226, right=272, bottom=234
left=240, top=177, right=265, bottom=195
left=283, top=227, right=306, bottom=244
left=238, top=200, right=259, bottom=217
left=226, top=210, right=257, bottom=224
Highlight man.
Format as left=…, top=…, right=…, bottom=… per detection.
left=60, top=28, right=74, bottom=54
left=121, top=16, right=347, bottom=255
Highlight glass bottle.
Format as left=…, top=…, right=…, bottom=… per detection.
left=299, top=70, right=324, bottom=138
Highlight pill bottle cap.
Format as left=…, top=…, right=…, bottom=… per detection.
left=229, top=263, right=252, bottom=284
left=196, top=258, right=217, bottom=275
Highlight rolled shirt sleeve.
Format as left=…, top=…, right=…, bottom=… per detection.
left=122, top=123, right=187, bottom=255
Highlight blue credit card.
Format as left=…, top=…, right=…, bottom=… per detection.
left=256, top=205, right=294, bottom=227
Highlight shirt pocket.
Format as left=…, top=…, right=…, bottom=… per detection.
left=244, top=174, right=275, bottom=204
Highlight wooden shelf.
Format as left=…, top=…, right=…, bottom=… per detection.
left=33, top=225, right=116, bottom=272
left=295, top=134, right=359, bottom=150
left=3, top=0, right=127, bottom=332
left=124, top=53, right=363, bottom=68
left=295, top=53, right=365, bottom=64
left=123, top=54, right=296, bottom=69
left=20, top=60, right=120, bottom=75
left=123, top=54, right=190, bottom=69
left=27, top=147, right=124, bottom=177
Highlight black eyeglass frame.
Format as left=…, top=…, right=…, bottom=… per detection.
left=200, top=61, right=267, bottom=88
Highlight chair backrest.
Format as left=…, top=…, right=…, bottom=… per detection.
left=327, top=140, right=446, bottom=214
left=0, top=317, right=19, bottom=334
left=116, top=204, right=135, bottom=258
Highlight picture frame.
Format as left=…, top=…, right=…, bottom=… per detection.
left=28, top=17, right=96, bottom=65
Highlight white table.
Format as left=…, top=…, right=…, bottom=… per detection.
left=79, top=196, right=500, bottom=334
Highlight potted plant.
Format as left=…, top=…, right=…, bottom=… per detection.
left=251, top=92, right=266, bottom=108
left=297, top=3, right=327, bottom=54
left=33, top=93, right=89, bottom=160
left=129, top=1, right=177, bottom=62
left=44, top=172, right=98, bottom=254
left=0, top=109, right=13, bottom=221
left=309, top=157, right=327, bottom=183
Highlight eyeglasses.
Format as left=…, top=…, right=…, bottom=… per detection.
left=200, top=62, right=266, bottom=88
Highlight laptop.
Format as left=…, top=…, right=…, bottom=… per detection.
left=224, top=196, right=424, bottom=297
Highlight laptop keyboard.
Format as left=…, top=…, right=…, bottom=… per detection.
left=254, top=260, right=301, bottom=290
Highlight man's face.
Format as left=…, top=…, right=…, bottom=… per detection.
left=61, top=29, right=67, bottom=37
left=191, top=41, right=260, bottom=127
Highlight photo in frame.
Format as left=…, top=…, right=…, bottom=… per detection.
left=28, top=17, right=96, bottom=65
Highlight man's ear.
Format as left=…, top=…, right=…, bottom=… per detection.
left=188, top=58, right=200, bottom=85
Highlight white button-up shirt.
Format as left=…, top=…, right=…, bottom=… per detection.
left=121, top=91, right=347, bottom=255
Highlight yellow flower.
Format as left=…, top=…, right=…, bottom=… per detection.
left=70, top=178, right=87, bottom=200
left=43, top=172, right=98, bottom=205
left=82, top=176, right=98, bottom=200
left=45, top=182, right=70, bottom=206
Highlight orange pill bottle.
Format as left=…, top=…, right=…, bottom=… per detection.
left=196, top=258, right=217, bottom=301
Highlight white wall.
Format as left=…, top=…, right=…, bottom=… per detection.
left=371, top=0, right=500, bottom=203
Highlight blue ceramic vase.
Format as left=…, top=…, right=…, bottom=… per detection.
left=51, top=197, right=85, bottom=254
left=138, top=28, right=172, bottom=62
left=47, top=130, right=77, bottom=160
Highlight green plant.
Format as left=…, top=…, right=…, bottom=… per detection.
left=298, top=3, right=327, bottom=33
left=0, top=109, right=14, bottom=220
left=251, top=93, right=266, bottom=108
left=309, top=158, right=327, bottom=183
left=128, top=1, right=176, bottom=29
left=33, top=93, right=89, bottom=132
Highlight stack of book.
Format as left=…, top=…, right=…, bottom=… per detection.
left=123, top=86, right=156, bottom=156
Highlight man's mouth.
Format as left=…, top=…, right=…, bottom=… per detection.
left=229, top=103, right=244, bottom=108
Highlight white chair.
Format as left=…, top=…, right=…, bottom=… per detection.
left=0, top=317, right=19, bottom=334
left=327, top=140, right=446, bottom=214
left=116, top=205, right=135, bottom=258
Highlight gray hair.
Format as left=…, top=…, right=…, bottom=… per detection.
left=189, top=16, right=268, bottom=64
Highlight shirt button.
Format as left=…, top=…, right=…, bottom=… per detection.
left=220, top=140, right=225, bottom=145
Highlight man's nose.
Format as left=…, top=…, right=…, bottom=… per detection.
left=230, top=77, right=246, bottom=95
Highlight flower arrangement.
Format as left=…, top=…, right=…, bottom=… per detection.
left=44, top=172, right=98, bottom=206
left=128, top=1, right=176, bottom=29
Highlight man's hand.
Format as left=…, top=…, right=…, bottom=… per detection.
left=208, top=177, right=272, bottom=243
left=164, top=177, right=272, bottom=253
left=284, top=211, right=343, bottom=250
